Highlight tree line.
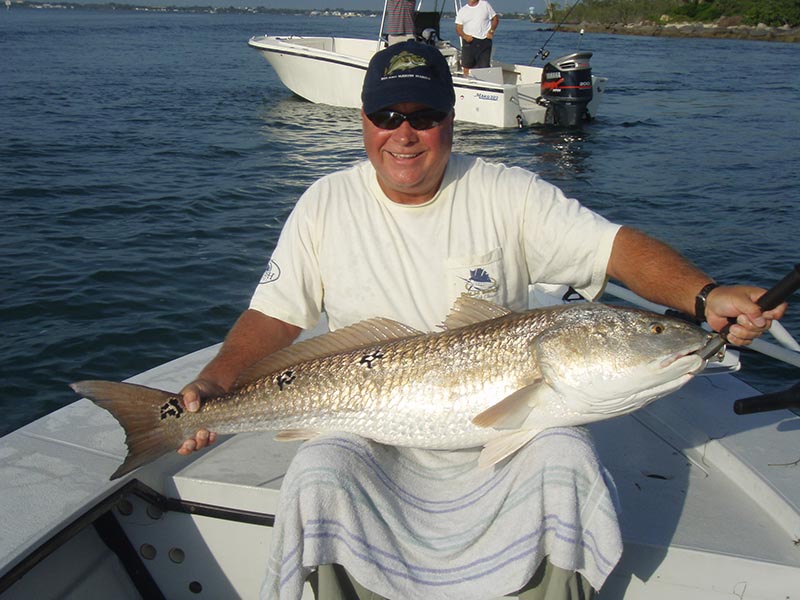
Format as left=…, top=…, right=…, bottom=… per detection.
left=550, top=0, right=799, bottom=28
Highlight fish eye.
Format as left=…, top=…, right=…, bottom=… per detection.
left=650, top=323, right=665, bottom=334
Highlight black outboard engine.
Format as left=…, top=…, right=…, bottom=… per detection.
left=540, top=51, right=594, bottom=126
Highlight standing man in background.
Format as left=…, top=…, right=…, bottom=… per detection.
left=385, top=0, right=416, bottom=45
left=455, top=0, right=499, bottom=74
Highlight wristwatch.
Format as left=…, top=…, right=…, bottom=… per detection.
left=694, top=282, right=719, bottom=323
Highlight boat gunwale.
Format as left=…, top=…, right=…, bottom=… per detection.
left=0, top=477, right=277, bottom=595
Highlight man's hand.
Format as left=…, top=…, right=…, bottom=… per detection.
left=176, top=378, right=225, bottom=455
left=607, top=228, right=789, bottom=346
left=705, top=285, right=787, bottom=346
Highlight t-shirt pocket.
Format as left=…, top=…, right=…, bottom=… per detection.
left=445, top=247, right=506, bottom=305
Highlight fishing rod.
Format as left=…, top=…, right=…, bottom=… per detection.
left=529, top=0, right=583, bottom=65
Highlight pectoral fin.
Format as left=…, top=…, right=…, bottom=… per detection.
left=471, top=381, right=545, bottom=429
left=478, top=430, right=541, bottom=468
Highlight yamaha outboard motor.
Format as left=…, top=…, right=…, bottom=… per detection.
left=540, top=51, right=594, bottom=126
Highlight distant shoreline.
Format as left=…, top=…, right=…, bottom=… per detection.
left=8, top=1, right=799, bottom=44
left=558, top=21, right=800, bottom=44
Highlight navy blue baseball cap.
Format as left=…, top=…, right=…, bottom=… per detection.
left=361, top=41, right=456, bottom=115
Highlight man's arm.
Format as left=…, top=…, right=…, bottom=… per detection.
left=177, top=309, right=301, bottom=454
left=607, top=227, right=787, bottom=346
left=487, top=15, right=499, bottom=38
left=455, top=23, right=473, bottom=43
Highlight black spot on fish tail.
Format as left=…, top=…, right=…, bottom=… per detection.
left=70, top=380, right=186, bottom=480
left=160, top=397, right=184, bottom=420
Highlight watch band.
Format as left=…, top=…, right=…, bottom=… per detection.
left=695, top=282, right=719, bottom=323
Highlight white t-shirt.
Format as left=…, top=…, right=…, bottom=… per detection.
left=250, top=154, right=620, bottom=332
left=455, top=1, right=497, bottom=39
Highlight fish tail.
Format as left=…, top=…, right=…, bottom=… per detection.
left=71, top=380, right=185, bottom=480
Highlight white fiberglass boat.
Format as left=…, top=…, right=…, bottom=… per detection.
left=1, top=281, right=798, bottom=599
left=248, top=2, right=607, bottom=129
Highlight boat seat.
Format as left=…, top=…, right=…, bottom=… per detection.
left=469, top=66, right=506, bottom=85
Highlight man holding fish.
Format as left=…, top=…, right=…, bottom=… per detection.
left=176, top=42, right=785, bottom=599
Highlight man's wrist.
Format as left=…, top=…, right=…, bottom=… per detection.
left=694, top=282, right=720, bottom=323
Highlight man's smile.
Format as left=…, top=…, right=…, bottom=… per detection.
left=386, top=150, right=424, bottom=160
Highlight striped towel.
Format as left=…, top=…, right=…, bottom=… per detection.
left=261, top=428, right=621, bottom=600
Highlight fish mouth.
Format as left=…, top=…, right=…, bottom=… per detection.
left=661, top=334, right=726, bottom=374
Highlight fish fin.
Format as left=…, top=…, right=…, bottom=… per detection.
left=274, top=429, right=321, bottom=442
left=478, top=430, right=541, bottom=468
left=234, top=318, right=423, bottom=387
left=440, top=295, right=513, bottom=330
left=471, top=381, right=544, bottom=429
left=70, top=380, right=184, bottom=480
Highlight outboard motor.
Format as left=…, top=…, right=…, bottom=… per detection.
left=540, top=51, right=594, bottom=126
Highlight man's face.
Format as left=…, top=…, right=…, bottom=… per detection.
left=362, top=102, right=454, bottom=205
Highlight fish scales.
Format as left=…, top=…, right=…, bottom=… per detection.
left=196, top=312, right=546, bottom=448
left=71, top=297, right=716, bottom=478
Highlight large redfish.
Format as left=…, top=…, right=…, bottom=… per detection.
left=72, top=296, right=720, bottom=479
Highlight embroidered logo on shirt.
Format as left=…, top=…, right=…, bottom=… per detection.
left=260, top=259, right=281, bottom=285
left=462, top=267, right=498, bottom=297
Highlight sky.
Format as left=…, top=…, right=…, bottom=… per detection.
left=122, top=0, right=554, bottom=15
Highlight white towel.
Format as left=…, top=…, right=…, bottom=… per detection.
left=261, top=427, right=621, bottom=600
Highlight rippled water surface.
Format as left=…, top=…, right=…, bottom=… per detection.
left=1, top=9, right=798, bottom=435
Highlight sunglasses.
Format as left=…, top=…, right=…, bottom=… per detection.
left=367, top=108, right=450, bottom=131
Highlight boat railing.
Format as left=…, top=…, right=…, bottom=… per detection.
left=377, top=0, right=388, bottom=51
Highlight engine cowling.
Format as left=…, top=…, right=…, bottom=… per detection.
left=540, top=51, right=594, bottom=126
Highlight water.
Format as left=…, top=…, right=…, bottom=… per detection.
left=1, top=8, right=798, bottom=436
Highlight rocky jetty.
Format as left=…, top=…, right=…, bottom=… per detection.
left=559, top=17, right=800, bottom=43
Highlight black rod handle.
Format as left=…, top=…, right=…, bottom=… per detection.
left=755, top=264, right=800, bottom=311
left=733, top=383, right=800, bottom=415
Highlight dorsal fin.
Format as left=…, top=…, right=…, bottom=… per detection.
left=440, top=295, right=513, bottom=330
left=233, top=317, right=423, bottom=388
